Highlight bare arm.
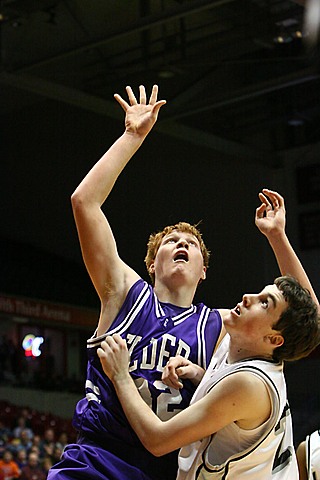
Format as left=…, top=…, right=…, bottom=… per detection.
left=71, top=85, right=166, bottom=333
left=296, top=440, right=308, bottom=480
left=97, top=335, right=271, bottom=457
left=256, top=188, right=319, bottom=310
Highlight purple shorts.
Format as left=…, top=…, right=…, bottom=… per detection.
left=47, top=435, right=178, bottom=480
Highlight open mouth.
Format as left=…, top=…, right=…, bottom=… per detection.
left=173, top=251, right=189, bottom=262
left=234, top=305, right=241, bottom=316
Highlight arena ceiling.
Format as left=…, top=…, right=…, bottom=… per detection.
left=1, top=0, right=320, bottom=166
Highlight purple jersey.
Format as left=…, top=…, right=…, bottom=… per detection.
left=48, top=279, right=222, bottom=480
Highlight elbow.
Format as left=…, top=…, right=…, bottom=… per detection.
left=147, top=444, right=165, bottom=458
left=71, top=185, right=99, bottom=214
left=70, top=189, right=82, bottom=209
left=141, top=436, right=171, bottom=457
left=71, top=188, right=88, bottom=214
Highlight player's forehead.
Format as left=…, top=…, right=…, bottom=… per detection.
left=260, top=283, right=282, bottom=297
left=161, top=229, right=200, bottom=244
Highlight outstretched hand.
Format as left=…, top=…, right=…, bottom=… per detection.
left=255, top=188, right=286, bottom=237
left=97, top=334, right=130, bottom=383
left=114, top=84, right=166, bottom=137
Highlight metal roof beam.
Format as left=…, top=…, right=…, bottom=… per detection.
left=0, top=71, right=270, bottom=162
left=13, top=0, right=238, bottom=72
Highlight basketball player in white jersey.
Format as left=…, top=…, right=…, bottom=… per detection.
left=98, top=190, right=320, bottom=480
left=297, top=429, right=320, bottom=480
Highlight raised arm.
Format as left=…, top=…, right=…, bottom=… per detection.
left=255, top=188, right=319, bottom=309
left=71, top=85, right=166, bottom=333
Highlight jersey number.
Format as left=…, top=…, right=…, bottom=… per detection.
left=134, top=377, right=183, bottom=421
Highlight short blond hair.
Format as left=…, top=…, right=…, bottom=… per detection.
left=144, top=221, right=210, bottom=284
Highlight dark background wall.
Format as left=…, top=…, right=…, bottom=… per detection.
left=2, top=98, right=298, bottom=310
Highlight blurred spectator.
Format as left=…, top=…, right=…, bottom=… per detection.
left=0, top=401, right=76, bottom=478
left=10, top=429, right=33, bottom=456
left=20, top=452, right=46, bottom=480
left=55, top=432, right=68, bottom=452
left=0, top=422, right=11, bottom=443
left=0, top=421, right=11, bottom=457
left=12, top=417, right=33, bottom=441
left=15, top=447, right=28, bottom=469
left=51, top=445, right=63, bottom=466
left=29, top=445, right=41, bottom=459
left=18, top=410, right=32, bottom=430
left=42, top=456, right=53, bottom=477
left=39, top=429, right=55, bottom=459
left=0, top=449, right=20, bottom=480
left=30, top=435, right=42, bottom=457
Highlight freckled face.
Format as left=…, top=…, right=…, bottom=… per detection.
left=150, top=231, right=206, bottom=287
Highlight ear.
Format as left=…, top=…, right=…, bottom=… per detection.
left=201, top=267, right=207, bottom=281
left=149, top=262, right=155, bottom=274
left=198, top=267, right=206, bottom=285
left=265, top=334, right=284, bottom=348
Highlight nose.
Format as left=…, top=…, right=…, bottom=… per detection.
left=242, top=294, right=253, bottom=307
left=177, top=239, right=188, bottom=249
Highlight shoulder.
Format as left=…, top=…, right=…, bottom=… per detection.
left=207, top=369, right=270, bottom=406
left=95, top=279, right=152, bottom=337
left=210, top=370, right=272, bottom=428
left=220, top=369, right=269, bottom=395
left=127, top=278, right=151, bottom=297
left=218, top=308, right=231, bottom=320
left=194, top=305, right=225, bottom=325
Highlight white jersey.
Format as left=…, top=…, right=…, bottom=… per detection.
left=306, top=429, right=320, bottom=480
left=177, top=335, right=298, bottom=480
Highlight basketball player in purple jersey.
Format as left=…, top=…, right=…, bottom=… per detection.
left=47, top=85, right=225, bottom=480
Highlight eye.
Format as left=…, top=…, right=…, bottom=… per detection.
left=188, top=240, right=196, bottom=246
left=164, top=238, right=175, bottom=244
left=261, top=298, right=269, bottom=308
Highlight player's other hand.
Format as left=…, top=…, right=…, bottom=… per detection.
left=97, top=334, right=130, bottom=382
left=162, top=356, right=205, bottom=389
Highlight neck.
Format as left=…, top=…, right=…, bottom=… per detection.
left=154, top=283, right=195, bottom=307
left=227, top=339, right=274, bottom=364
